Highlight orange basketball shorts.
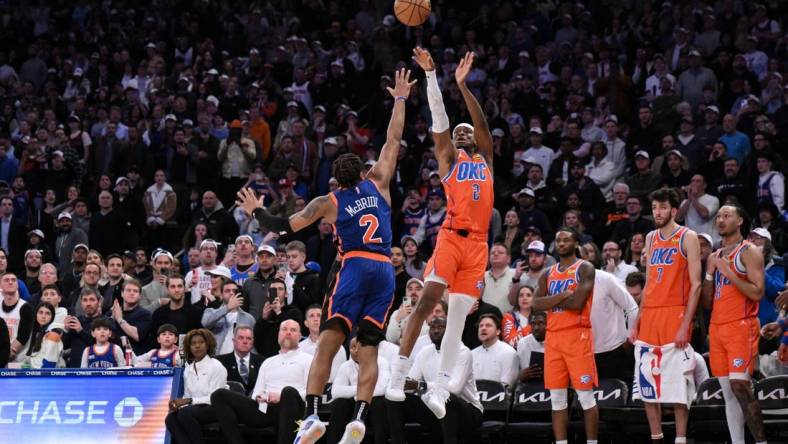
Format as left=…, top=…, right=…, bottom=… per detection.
left=544, top=327, right=598, bottom=391
left=709, top=317, right=759, bottom=379
left=424, top=229, right=488, bottom=298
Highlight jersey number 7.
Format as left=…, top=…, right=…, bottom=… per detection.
left=359, top=214, right=382, bottom=244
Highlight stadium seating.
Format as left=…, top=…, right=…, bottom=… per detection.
left=756, top=375, right=788, bottom=442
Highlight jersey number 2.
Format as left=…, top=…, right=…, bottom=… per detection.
left=359, top=214, right=382, bottom=244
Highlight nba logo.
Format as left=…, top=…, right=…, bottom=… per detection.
left=732, top=358, right=744, bottom=368
left=580, top=375, right=591, bottom=384
left=476, top=280, right=484, bottom=290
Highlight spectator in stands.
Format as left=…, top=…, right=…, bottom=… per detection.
left=462, top=295, right=503, bottom=350
left=211, top=319, right=311, bottom=444
left=482, top=243, right=516, bottom=314
left=150, top=274, right=203, bottom=344
left=402, top=235, right=426, bottom=279
left=166, top=328, right=227, bottom=444
left=627, top=151, right=663, bottom=199
left=625, top=272, right=646, bottom=305
left=591, top=269, right=638, bottom=381
left=20, top=302, right=63, bottom=368
left=216, top=326, right=264, bottom=396
left=130, top=247, right=154, bottom=285
left=328, top=336, right=390, bottom=444
left=284, top=240, right=321, bottom=314
left=109, top=279, right=151, bottom=355
left=299, top=304, right=347, bottom=382
left=99, top=254, right=126, bottom=312
left=711, top=157, right=748, bottom=206
left=80, top=317, right=125, bottom=368
left=185, top=239, right=220, bottom=305
left=254, top=278, right=303, bottom=358
left=660, top=148, right=692, bottom=189
left=719, top=114, right=751, bottom=165
left=560, top=160, right=606, bottom=230
left=413, top=189, right=447, bottom=251
left=217, top=120, right=257, bottom=206
left=677, top=50, right=718, bottom=110
left=497, top=209, right=525, bottom=256
left=523, top=127, right=553, bottom=175
left=0, top=249, right=31, bottom=302
left=69, top=262, right=100, bottom=315
left=193, top=190, right=239, bottom=247
left=0, top=197, right=28, bottom=274
left=517, top=311, right=546, bottom=382
left=306, top=218, right=336, bottom=284
left=602, top=241, right=639, bottom=284
left=143, top=170, right=177, bottom=248
left=89, top=191, right=125, bottom=256
left=202, top=280, right=255, bottom=355
left=22, top=249, right=42, bottom=296
left=64, top=288, right=104, bottom=367
left=502, top=285, right=534, bottom=348
left=611, top=197, right=655, bottom=244
left=141, top=250, right=175, bottom=313
left=677, top=174, right=720, bottom=241
left=386, top=278, right=425, bottom=344
left=387, top=315, right=482, bottom=443
left=229, top=235, right=258, bottom=286
left=30, top=263, right=57, bottom=303
left=756, top=152, right=785, bottom=216
left=516, top=188, right=553, bottom=243
left=242, top=244, right=279, bottom=322
left=390, top=246, right=409, bottom=310
left=472, top=314, right=518, bottom=386
left=133, top=323, right=181, bottom=368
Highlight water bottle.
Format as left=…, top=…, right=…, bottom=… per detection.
left=121, top=336, right=133, bottom=367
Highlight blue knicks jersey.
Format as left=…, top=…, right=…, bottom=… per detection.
left=87, top=344, right=118, bottom=368
left=330, top=180, right=392, bottom=256
left=150, top=349, right=178, bottom=368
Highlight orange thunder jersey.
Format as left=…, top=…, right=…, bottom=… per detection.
left=711, top=241, right=758, bottom=325
left=643, top=226, right=692, bottom=308
left=545, top=260, right=593, bottom=332
left=441, top=149, right=494, bottom=235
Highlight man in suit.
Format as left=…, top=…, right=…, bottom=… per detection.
left=0, top=196, right=28, bottom=274
left=216, top=326, right=264, bottom=395
left=89, top=121, right=127, bottom=180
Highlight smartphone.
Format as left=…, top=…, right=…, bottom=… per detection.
left=277, top=263, right=287, bottom=273
left=268, top=287, right=278, bottom=303
left=402, top=296, right=412, bottom=308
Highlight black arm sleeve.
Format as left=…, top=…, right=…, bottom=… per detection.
left=252, top=208, right=294, bottom=235
left=15, top=303, right=35, bottom=345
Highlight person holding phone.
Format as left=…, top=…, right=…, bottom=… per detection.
left=201, top=280, right=255, bottom=355
left=253, top=279, right=303, bottom=358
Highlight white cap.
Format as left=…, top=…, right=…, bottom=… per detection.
left=58, top=211, right=72, bottom=220
left=287, top=101, right=298, bottom=108
left=406, top=277, right=424, bottom=288
left=205, top=266, right=232, bottom=280
left=492, top=128, right=505, bottom=137
left=151, top=249, right=174, bottom=262
left=27, top=229, right=45, bottom=239
left=364, top=160, right=376, bottom=167
left=235, top=234, right=254, bottom=244
left=324, top=137, right=337, bottom=145
left=206, top=68, right=219, bottom=75
left=751, top=227, right=772, bottom=241
left=257, top=244, right=276, bottom=256
left=634, top=150, right=650, bottom=160
left=706, top=105, right=720, bottom=114
left=518, top=187, right=536, bottom=198
left=73, top=67, right=83, bottom=76
left=206, top=96, right=219, bottom=107
left=526, top=240, right=546, bottom=253
left=698, top=233, right=713, bottom=246
left=529, top=127, right=543, bottom=135
left=200, top=239, right=221, bottom=250
left=115, top=176, right=130, bottom=186
left=165, top=114, right=177, bottom=121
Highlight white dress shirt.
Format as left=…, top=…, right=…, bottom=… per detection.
left=516, top=334, right=545, bottom=370
left=409, top=343, right=482, bottom=413
left=471, top=340, right=519, bottom=386
left=298, top=336, right=347, bottom=382
left=609, top=261, right=639, bottom=284
left=680, top=194, right=720, bottom=241
left=331, top=357, right=390, bottom=399
left=590, top=269, right=639, bottom=353
left=412, top=334, right=432, bottom=358
left=251, top=349, right=312, bottom=401
left=183, top=356, right=229, bottom=405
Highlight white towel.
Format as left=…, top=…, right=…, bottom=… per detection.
left=632, top=340, right=696, bottom=406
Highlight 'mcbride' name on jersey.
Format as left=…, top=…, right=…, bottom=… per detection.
left=345, top=196, right=379, bottom=217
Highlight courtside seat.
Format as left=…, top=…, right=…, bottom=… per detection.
left=570, top=378, right=629, bottom=442
left=688, top=377, right=728, bottom=441
left=755, top=375, right=788, bottom=441
left=475, top=379, right=511, bottom=441
left=506, top=381, right=559, bottom=442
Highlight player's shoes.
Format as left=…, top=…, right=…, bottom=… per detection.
left=293, top=414, right=325, bottom=444
left=338, top=420, right=366, bottom=444
left=421, top=384, right=449, bottom=419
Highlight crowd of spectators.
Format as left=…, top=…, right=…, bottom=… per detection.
left=0, top=0, right=787, bottom=442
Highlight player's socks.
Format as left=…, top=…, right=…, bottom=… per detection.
left=555, top=440, right=568, bottom=444
left=305, top=394, right=320, bottom=417
left=719, top=376, right=746, bottom=444
left=437, top=294, right=475, bottom=379
left=651, top=433, right=664, bottom=444
left=352, top=400, right=369, bottom=423
left=675, top=438, right=686, bottom=444
left=587, top=440, right=598, bottom=444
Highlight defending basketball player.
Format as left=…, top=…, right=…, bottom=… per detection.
left=533, top=227, right=598, bottom=444
left=627, top=188, right=702, bottom=444
left=237, top=69, right=416, bottom=444
left=385, top=47, right=494, bottom=420
left=702, top=205, right=767, bottom=444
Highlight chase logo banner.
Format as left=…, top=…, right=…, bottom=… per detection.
left=0, top=368, right=182, bottom=443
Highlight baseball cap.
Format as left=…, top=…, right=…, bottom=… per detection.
left=525, top=240, right=546, bottom=254
left=428, top=170, right=440, bottom=178
left=706, top=105, right=720, bottom=114
left=314, top=105, right=326, bottom=113
left=229, top=119, right=243, bottom=129
left=688, top=49, right=702, bottom=57
left=324, top=137, right=337, bottom=145
left=401, top=235, right=417, bottom=246
left=364, top=160, right=376, bottom=168
left=122, top=250, right=136, bottom=260
left=24, top=249, right=42, bottom=260
left=524, top=226, right=542, bottom=236
left=206, top=68, right=219, bottom=76
left=183, top=119, right=194, bottom=127
left=518, top=187, right=535, bottom=198
left=666, top=149, right=684, bottom=159
left=406, top=277, right=424, bottom=288
left=115, top=176, right=130, bottom=186
left=27, top=229, right=45, bottom=239
left=257, top=244, right=276, bottom=256
left=206, top=96, right=219, bottom=107
left=58, top=211, right=72, bottom=220
left=165, top=114, right=177, bottom=121
left=751, top=227, right=772, bottom=241
left=634, top=150, right=650, bottom=160
left=151, top=249, right=174, bottom=262
left=305, top=261, right=322, bottom=273
left=205, top=266, right=232, bottom=280
left=698, top=233, right=713, bottom=246
left=235, top=234, right=255, bottom=245
left=529, top=127, right=543, bottom=135
left=428, top=188, right=445, bottom=199
left=492, top=128, right=505, bottom=138
left=73, top=243, right=89, bottom=252
left=199, top=239, right=221, bottom=250
left=73, top=68, right=83, bottom=76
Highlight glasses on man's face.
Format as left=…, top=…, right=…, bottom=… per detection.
left=85, top=270, right=100, bottom=276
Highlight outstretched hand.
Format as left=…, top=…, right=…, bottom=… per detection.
left=236, top=188, right=264, bottom=217
left=455, top=51, right=475, bottom=85
left=412, top=47, right=435, bottom=72
left=387, top=68, right=418, bottom=99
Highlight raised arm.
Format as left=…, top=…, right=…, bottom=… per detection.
left=413, top=47, right=456, bottom=177
left=236, top=188, right=336, bottom=235
left=455, top=52, right=493, bottom=168
left=559, top=261, right=596, bottom=311
left=367, top=68, right=417, bottom=197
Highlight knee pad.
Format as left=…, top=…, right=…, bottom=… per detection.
left=550, top=388, right=568, bottom=410
left=356, top=320, right=385, bottom=346
left=576, top=389, right=597, bottom=410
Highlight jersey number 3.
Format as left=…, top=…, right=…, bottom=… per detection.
left=359, top=214, right=382, bottom=244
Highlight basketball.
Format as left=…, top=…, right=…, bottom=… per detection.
left=394, top=0, right=431, bottom=27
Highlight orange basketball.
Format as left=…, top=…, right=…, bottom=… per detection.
left=394, top=0, right=431, bottom=27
